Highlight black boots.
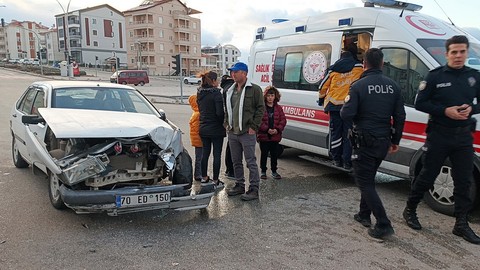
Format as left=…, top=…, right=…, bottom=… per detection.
left=452, top=216, right=480, bottom=245
left=403, top=207, right=422, bottom=230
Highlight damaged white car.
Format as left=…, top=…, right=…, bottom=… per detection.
left=10, top=81, right=215, bottom=215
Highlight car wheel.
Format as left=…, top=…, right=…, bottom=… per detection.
left=172, top=149, right=193, bottom=188
left=122, top=81, right=127, bottom=85
left=183, top=79, right=188, bottom=84
left=139, top=81, right=145, bottom=86
left=422, top=160, right=477, bottom=216
left=12, top=136, right=29, bottom=168
left=48, top=172, right=66, bottom=209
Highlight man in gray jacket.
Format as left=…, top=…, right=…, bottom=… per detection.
left=224, top=62, right=265, bottom=201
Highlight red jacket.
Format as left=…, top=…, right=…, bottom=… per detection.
left=257, top=102, right=287, bottom=142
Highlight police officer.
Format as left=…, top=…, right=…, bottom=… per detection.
left=341, top=48, right=406, bottom=240
left=403, top=35, right=480, bottom=245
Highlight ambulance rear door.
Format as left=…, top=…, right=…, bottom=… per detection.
left=273, top=31, right=343, bottom=154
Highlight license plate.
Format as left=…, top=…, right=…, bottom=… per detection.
left=116, top=192, right=170, bottom=208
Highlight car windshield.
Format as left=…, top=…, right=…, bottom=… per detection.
left=52, top=87, right=158, bottom=115
left=417, top=38, right=480, bottom=67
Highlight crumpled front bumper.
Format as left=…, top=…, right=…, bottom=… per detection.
left=59, top=183, right=216, bottom=216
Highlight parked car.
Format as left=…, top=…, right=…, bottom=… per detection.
left=8, top=59, right=19, bottom=63
left=110, top=70, right=149, bottom=86
left=31, top=59, right=40, bottom=65
left=10, top=81, right=215, bottom=215
left=183, top=75, right=201, bottom=85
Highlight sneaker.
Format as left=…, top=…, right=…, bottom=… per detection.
left=343, top=163, right=352, bottom=171
left=201, top=177, right=210, bottom=184
left=213, top=180, right=225, bottom=190
left=226, top=184, right=245, bottom=196
left=333, top=160, right=343, bottom=168
left=368, top=225, right=395, bottom=240
left=260, top=171, right=267, bottom=180
left=271, top=172, right=282, bottom=179
left=353, top=214, right=371, bottom=227
left=241, top=188, right=259, bottom=201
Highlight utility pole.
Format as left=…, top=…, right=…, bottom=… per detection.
left=179, top=53, right=183, bottom=103
left=56, top=0, right=73, bottom=77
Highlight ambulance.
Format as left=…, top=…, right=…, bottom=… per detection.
left=249, top=0, right=480, bottom=215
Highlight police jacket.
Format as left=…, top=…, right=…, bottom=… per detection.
left=197, top=87, right=226, bottom=138
left=318, top=53, right=363, bottom=112
left=340, top=68, right=406, bottom=145
left=415, top=65, right=480, bottom=128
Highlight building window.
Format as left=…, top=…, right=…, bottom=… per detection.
left=131, top=58, right=134, bottom=63
left=193, top=22, right=197, bottom=29
left=169, top=36, right=172, bottom=41
left=169, top=23, right=172, bottom=28
left=158, top=17, right=163, bottom=24
left=193, top=34, right=197, bottom=42
left=130, top=44, right=135, bottom=51
left=129, top=31, right=133, bottom=37
left=159, top=30, right=164, bottom=38
left=92, top=18, right=96, bottom=24
left=159, top=43, right=164, bottom=51
left=112, top=42, right=115, bottom=48
left=226, top=57, right=228, bottom=62
left=93, top=30, right=97, bottom=36
left=110, top=11, right=113, bottom=16
left=193, top=47, right=197, bottom=54
left=93, top=41, right=98, bottom=46
left=160, top=57, right=164, bottom=64
left=225, top=49, right=229, bottom=54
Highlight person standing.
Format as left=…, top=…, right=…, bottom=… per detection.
left=319, top=45, right=363, bottom=170
left=340, top=48, right=406, bottom=240
left=403, top=35, right=480, bottom=245
left=188, top=94, right=202, bottom=182
left=258, top=86, right=287, bottom=180
left=224, top=62, right=265, bottom=201
left=197, top=71, right=226, bottom=188
left=220, top=74, right=235, bottom=179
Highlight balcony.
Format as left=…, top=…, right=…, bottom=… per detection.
left=173, top=38, right=191, bottom=46
left=134, top=35, right=154, bottom=42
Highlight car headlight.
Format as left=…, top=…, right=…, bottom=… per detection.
left=159, top=148, right=176, bottom=171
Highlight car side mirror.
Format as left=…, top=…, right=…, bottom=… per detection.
left=22, top=115, right=45, bottom=124
left=158, top=109, right=167, bottom=121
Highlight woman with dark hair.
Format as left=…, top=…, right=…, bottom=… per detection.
left=197, top=71, right=226, bottom=188
left=257, top=85, right=287, bottom=179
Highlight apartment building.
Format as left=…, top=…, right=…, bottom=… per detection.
left=3, top=20, right=49, bottom=60
left=124, top=0, right=202, bottom=75
left=55, top=4, right=127, bottom=66
left=43, top=28, right=64, bottom=64
left=0, top=26, right=6, bottom=60
left=201, top=44, right=241, bottom=75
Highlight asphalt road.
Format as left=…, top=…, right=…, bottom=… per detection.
left=1, top=67, right=480, bottom=270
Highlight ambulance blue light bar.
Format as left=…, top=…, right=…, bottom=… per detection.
left=295, top=25, right=306, bottom=32
left=362, top=0, right=422, bottom=11
left=338, top=18, right=353, bottom=26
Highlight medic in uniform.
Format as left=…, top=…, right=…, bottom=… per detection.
left=403, top=35, right=480, bottom=245
left=341, top=48, right=406, bottom=240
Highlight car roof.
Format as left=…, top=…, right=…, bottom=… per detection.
left=32, top=80, right=136, bottom=90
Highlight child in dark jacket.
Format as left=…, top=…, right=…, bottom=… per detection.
left=257, top=86, right=287, bottom=179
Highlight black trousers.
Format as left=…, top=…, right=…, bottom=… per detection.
left=407, top=128, right=474, bottom=217
left=259, top=141, right=279, bottom=172
left=225, top=143, right=234, bottom=174
left=201, top=136, right=224, bottom=180
left=353, top=137, right=391, bottom=227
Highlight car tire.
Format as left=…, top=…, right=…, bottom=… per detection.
left=183, top=79, right=188, bottom=84
left=12, top=136, right=29, bottom=168
left=122, top=81, right=127, bottom=85
left=172, top=149, right=193, bottom=188
left=421, top=159, right=477, bottom=216
left=48, top=172, right=67, bottom=209
left=139, top=81, right=145, bottom=86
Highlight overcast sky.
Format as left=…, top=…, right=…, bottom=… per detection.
left=1, top=0, right=479, bottom=62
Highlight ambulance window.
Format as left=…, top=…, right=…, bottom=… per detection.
left=284, top=53, right=303, bottom=82
left=382, top=48, right=429, bottom=106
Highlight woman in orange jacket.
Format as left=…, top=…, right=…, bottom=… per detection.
left=189, top=94, right=203, bottom=181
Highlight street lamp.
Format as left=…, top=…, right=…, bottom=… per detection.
left=135, top=40, right=142, bottom=70
left=56, top=0, right=73, bottom=77
left=23, top=28, right=44, bottom=75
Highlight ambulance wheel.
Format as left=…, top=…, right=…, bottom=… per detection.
left=421, top=159, right=477, bottom=216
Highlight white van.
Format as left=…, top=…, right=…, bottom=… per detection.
left=249, top=0, right=480, bottom=215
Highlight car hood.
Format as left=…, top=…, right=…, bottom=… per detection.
left=38, top=108, right=177, bottom=150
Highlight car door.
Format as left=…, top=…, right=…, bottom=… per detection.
left=12, top=86, right=48, bottom=168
